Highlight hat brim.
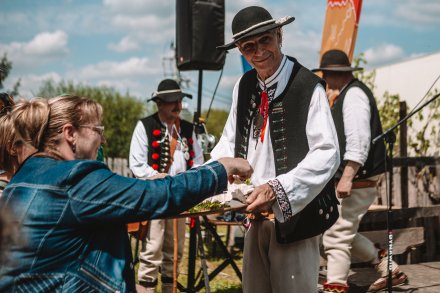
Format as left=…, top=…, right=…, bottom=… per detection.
left=217, top=16, right=295, bottom=51
left=148, top=92, right=192, bottom=103
left=311, top=66, right=363, bottom=73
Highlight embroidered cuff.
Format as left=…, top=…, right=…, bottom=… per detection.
left=268, top=179, right=293, bottom=221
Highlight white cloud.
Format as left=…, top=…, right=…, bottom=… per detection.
left=281, top=28, right=322, bottom=69
left=96, top=78, right=147, bottom=97
left=4, top=72, right=63, bottom=99
left=112, top=14, right=168, bottom=29
left=73, top=57, right=161, bottom=80
left=395, top=0, right=440, bottom=26
left=0, top=31, right=69, bottom=69
left=24, top=31, right=68, bottom=56
left=219, top=74, right=241, bottom=92
left=362, top=0, right=440, bottom=29
left=364, top=43, right=405, bottom=67
left=103, top=0, right=171, bottom=15
left=108, top=36, right=140, bottom=52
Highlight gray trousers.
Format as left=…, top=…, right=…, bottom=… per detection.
left=242, top=219, right=320, bottom=293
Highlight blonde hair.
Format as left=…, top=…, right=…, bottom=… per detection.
left=0, top=113, right=17, bottom=173
left=12, top=98, right=50, bottom=151
left=43, top=95, right=103, bottom=154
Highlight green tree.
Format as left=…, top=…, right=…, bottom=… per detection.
left=409, top=89, right=440, bottom=156
left=0, top=53, right=21, bottom=95
left=353, top=53, right=402, bottom=155
left=203, top=109, right=228, bottom=141
left=37, top=80, right=147, bottom=158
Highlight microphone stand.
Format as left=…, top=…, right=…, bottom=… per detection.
left=372, top=92, right=440, bottom=292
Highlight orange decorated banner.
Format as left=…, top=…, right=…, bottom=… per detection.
left=319, top=0, right=363, bottom=62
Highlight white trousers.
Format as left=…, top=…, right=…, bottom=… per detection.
left=137, top=218, right=186, bottom=283
left=242, top=220, right=320, bottom=293
left=323, top=186, right=378, bottom=284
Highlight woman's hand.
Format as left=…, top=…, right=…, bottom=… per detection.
left=145, top=173, right=168, bottom=180
left=218, top=157, right=253, bottom=183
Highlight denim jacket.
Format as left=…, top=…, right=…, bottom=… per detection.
left=0, top=157, right=227, bottom=292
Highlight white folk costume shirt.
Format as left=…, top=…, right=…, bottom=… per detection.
left=210, top=55, right=340, bottom=223
left=129, top=120, right=204, bottom=178
left=341, top=86, right=371, bottom=165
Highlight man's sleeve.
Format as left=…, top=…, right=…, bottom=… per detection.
left=129, top=121, right=158, bottom=179
left=209, top=77, right=242, bottom=161
left=191, top=131, right=204, bottom=167
left=342, top=86, right=371, bottom=165
left=271, top=83, right=340, bottom=222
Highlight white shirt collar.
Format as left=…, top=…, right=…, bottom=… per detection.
left=257, top=55, right=288, bottom=88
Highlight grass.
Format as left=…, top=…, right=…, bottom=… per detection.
left=132, top=224, right=244, bottom=293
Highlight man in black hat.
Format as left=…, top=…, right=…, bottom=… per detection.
left=313, top=49, right=408, bottom=292
left=129, top=79, right=204, bottom=293
left=211, top=6, right=340, bottom=293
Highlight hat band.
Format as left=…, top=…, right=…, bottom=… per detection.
left=321, top=64, right=351, bottom=68
left=233, top=19, right=276, bottom=39
left=152, top=89, right=182, bottom=96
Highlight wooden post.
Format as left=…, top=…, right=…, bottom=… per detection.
left=399, top=101, right=408, bottom=208
left=173, top=218, right=178, bottom=293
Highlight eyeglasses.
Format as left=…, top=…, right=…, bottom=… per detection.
left=237, top=31, right=277, bottom=55
left=79, top=125, right=105, bottom=136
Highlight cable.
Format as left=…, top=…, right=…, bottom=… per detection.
left=405, top=73, right=440, bottom=116
left=205, top=68, right=224, bottom=122
left=186, top=84, right=231, bottom=102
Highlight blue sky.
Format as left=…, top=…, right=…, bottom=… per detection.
left=1, top=0, right=440, bottom=111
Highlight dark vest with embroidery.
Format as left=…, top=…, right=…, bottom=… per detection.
left=141, top=113, right=195, bottom=173
left=331, top=79, right=387, bottom=180
left=234, top=56, right=339, bottom=243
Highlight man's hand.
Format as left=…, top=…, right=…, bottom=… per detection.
left=337, top=160, right=362, bottom=198
left=245, top=183, right=276, bottom=214
left=336, top=176, right=353, bottom=198
left=218, top=157, right=253, bottom=183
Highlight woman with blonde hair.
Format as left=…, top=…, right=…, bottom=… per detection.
left=0, top=98, right=46, bottom=191
left=0, top=114, right=15, bottom=191
left=0, top=93, right=16, bottom=194
left=0, top=95, right=252, bottom=292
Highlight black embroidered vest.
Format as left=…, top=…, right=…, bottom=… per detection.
left=234, top=56, right=339, bottom=243
left=331, top=79, right=387, bottom=180
left=141, top=113, right=195, bottom=173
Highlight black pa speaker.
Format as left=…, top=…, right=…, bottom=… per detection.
left=176, top=0, right=226, bottom=71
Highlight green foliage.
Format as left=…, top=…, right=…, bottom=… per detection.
left=409, top=89, right=440, bottom=156
left=36, top=80, right=147, bottom=158
left=353, top=53, right=439, bottom=156
left=353, top=53, right=376, bottom=91
left=353, top=54, right=403, bottom=155
left=0, top=53, right=21, bottom=94
left=377, top=91, right=402, bottom=155
left=0, top=54, right=12, bottom=89
left=203, top=109, right=229, bottom=141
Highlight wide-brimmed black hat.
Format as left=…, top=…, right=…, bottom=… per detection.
left=148, top=79, right=192, bottom=103
left=217, top=6, right=294, bottom=51
left=312, top=49, right=363, bottom=72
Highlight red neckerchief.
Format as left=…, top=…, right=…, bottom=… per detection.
left=259, top=89, right=269, bottom=142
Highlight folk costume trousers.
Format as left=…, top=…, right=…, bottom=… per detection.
left=243, top=219, right=320, bottom=293
left=138, top=218, right=186, bottom=284
left=322, top=185, right=378, bottom=285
